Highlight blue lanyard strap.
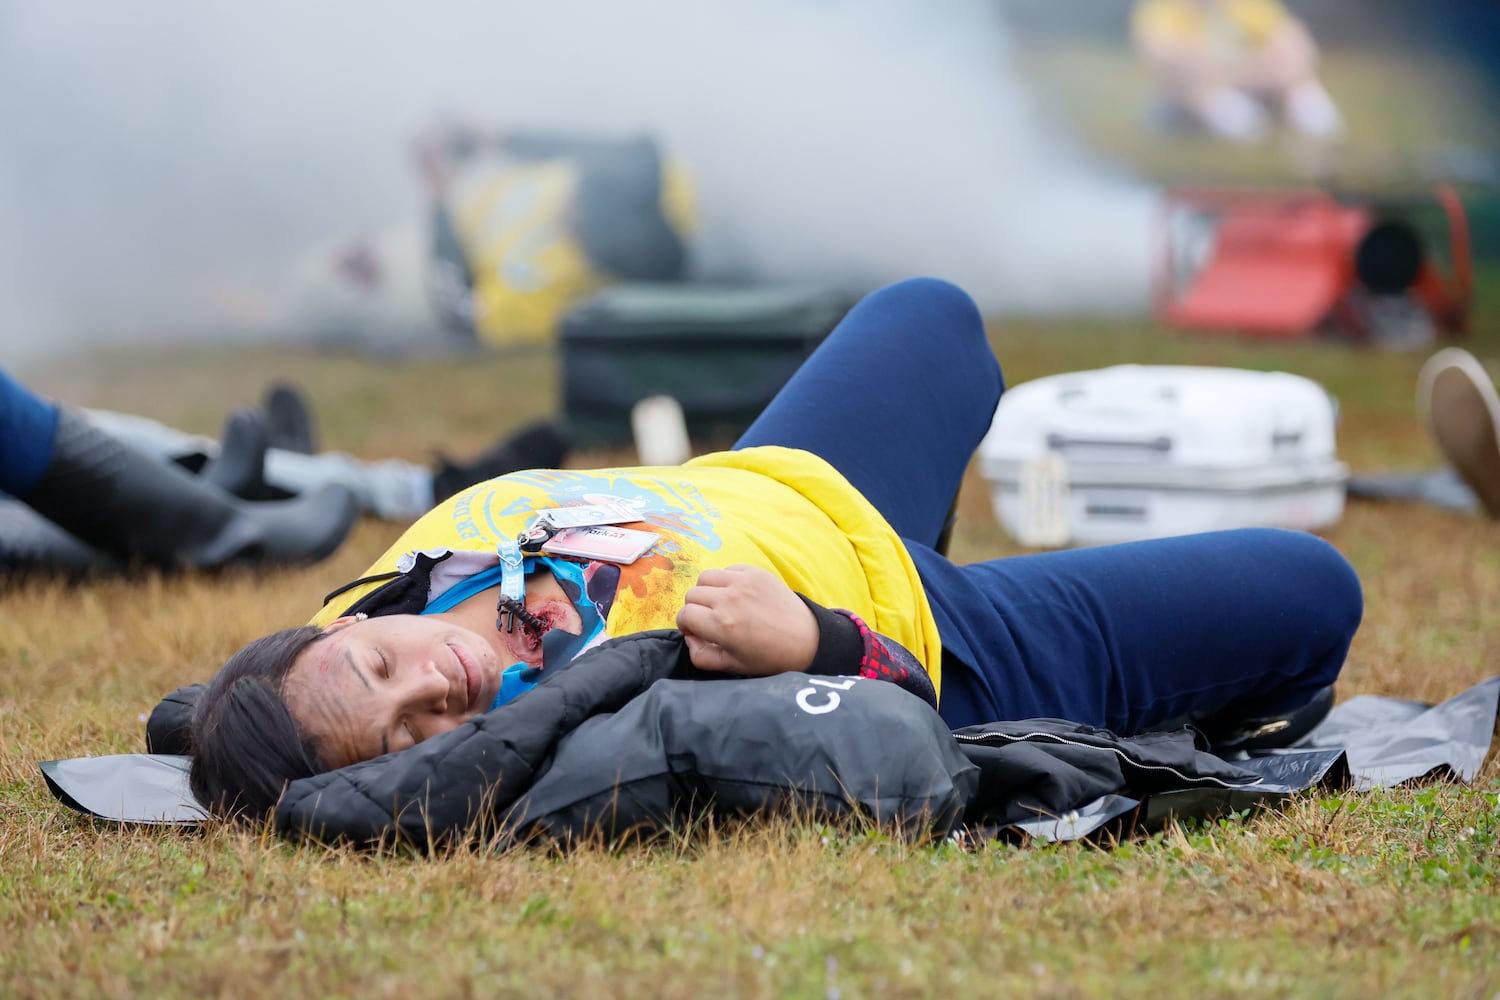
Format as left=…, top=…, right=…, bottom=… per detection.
left=496, top=538, right=526, bottom=603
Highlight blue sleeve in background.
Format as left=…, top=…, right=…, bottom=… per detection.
left=0, top=368, right=61, bottom=498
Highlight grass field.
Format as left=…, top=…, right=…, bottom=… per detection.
left=4, top=313, right=1500, bottom=998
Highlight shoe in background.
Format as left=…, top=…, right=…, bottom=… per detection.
left=431, top=420, right=571, bottom=502
left=1418, top=347, right=1500, bottom=519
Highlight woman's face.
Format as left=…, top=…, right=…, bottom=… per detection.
left=282, top=614, right=505, bottom=769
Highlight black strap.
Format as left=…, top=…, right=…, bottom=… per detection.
left=322, top=571, right=401, bottom=605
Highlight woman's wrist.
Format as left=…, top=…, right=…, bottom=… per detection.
left=797, top=595, right=864, bottom=675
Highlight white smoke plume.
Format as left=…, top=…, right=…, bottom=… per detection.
left=0, top=0, right=1155, bottom=369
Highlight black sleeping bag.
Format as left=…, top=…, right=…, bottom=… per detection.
left=275, top=630, right=977, bottom=848
left=503, top=667, right=975, bottom=844
left=274, top=630, right=1264, bottom=850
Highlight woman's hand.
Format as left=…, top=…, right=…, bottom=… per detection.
left=676, top=564, right=819, bottom=676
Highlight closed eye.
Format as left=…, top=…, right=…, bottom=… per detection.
left=377, top=648, right=391, bottom=679
left=379, top=717, right=416, bottom=757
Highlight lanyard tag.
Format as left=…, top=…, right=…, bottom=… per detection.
left=532, top=501, right=639, bottom=530
left=516, top=522, right=557, bottom=554
left=541, top=525, right=660, bottom=564
left=496, top=538, right=526, bottom=601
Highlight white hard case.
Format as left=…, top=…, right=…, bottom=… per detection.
left=977, top=365, right=1348, bottom=546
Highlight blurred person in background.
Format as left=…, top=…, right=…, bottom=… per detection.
left=0, top=369, right=358, bottom=576
left=1132, top=0, right=1344, bottom=143
left=284, top=121, right=695, bottom=356
left=412, top=118, right=695, bottom=349
left=0, top=373, right=568, bottom=577
left=86, top=384, right=570, bottom=524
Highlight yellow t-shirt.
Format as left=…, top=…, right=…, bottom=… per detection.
left=311, top=446, right=943, bottom=698
left=1133, top=0, right=1289, bottom=50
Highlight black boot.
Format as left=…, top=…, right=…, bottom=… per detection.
left=200, top=407, right=271, bottom=500
left=0, top=498, right=118, bottom=577
left=263, top=382, right=317, bottom=455
left=431, top=420, right=571, bottom=502
left=1189, top=685, right=1338, bottom=756
left=20, top=408, right=360, bottom=571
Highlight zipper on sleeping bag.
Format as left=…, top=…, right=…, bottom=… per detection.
left=949, top=729, right=1262, bottom=788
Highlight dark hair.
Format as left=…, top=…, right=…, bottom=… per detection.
left=188, top=625, right=330, bottom=820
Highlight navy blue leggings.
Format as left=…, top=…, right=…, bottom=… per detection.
left=736, top=278, right=1363, bottom=733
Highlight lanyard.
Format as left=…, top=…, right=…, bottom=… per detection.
left=496, top=537, right=526, bottom=603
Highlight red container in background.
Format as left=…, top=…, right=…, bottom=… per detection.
left=1154, top=183, right=1472, bottom=346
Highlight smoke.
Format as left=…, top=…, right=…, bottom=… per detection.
left=0, top=0, right=1155, bottom=368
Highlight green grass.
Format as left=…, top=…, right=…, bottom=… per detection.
left=4, top=322, right=1500, bottom=998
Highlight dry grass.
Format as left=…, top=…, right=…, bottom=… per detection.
left=4, top=324, right=1500, bottom=998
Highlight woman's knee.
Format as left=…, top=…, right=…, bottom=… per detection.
left=861, top=278, right=995, bottom=360
left=866, top=276, right=980, bottom=319
left=1239, top=527, right=1364, bottom=641
left=870, top=274, right=980, bottom=323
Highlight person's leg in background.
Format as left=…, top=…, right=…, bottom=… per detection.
left=735, top=277, right=1002, bottom=549
left=84, top=403, right=435, bottom=518
left=0, top=374, right=115, bottom=573
left=0, top=367, right=358, bottom=572
left=914, top=527, right=1362, bottom=738
left=82, top=408, right=219, bottom=470
left=88, top=397, right=569, bottom=523
left=0, top=368, right=60, bottom=499
left=262, top=419, right=568, bottom=520
left=1239, top=14, right=1344, bottom=139
left=1135, top=30, right=1270, bottom=142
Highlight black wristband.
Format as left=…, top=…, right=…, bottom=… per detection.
left=797, top=594, right=864, bottom=675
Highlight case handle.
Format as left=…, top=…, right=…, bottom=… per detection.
left=1045, top=434, right=1173, bottom=453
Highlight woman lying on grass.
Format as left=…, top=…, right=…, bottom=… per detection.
left=186, top=277, right=1364, bottom=819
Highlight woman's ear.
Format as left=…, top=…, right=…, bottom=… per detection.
left=322, top=616, right=362, bottom=634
